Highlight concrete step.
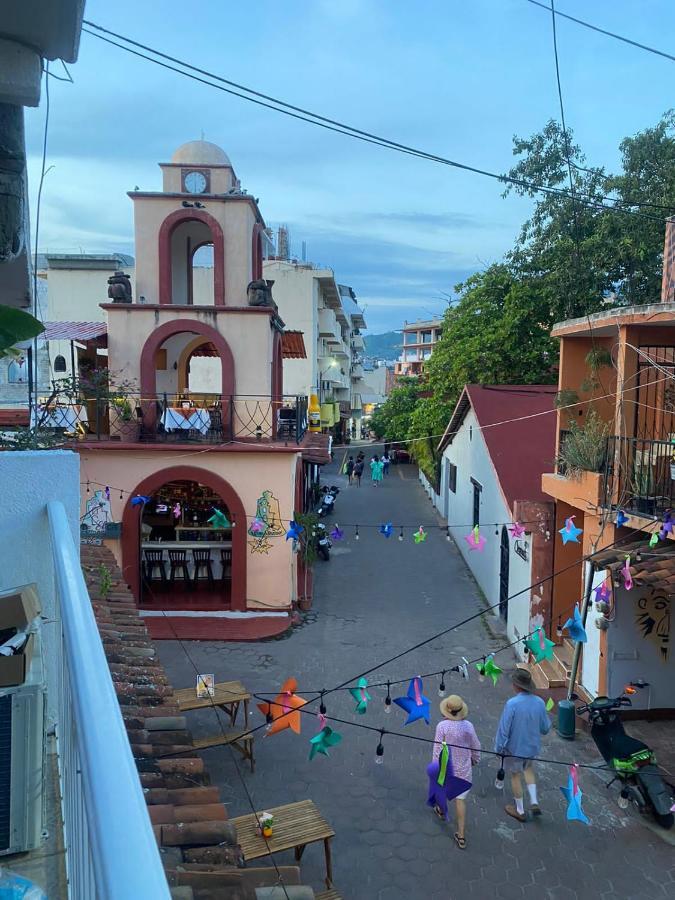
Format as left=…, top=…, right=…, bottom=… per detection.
left=536, top=658, right=566, bottom=689
left=550, top=639, right=574, bottom=681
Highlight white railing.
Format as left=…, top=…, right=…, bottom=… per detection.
left=47, top=501, right=171, bottom=900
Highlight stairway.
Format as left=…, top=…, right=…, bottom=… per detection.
left=525, top=639, right=574, bottom=691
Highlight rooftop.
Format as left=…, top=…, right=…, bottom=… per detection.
left=402, top=318, right=443, bottom=331
left=551, top=302, right=675, bottom=338
left=170, top=140, right=232, bottom=167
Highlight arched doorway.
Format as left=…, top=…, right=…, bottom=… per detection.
left=176, top=336, right=221, bottom=396
left=499, top=525, right=510, bottom=620
left=158, top=208, right=225, bottom=306
left=121, top=466, right=247, bottom=610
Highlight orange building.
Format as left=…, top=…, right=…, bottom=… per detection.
left=393, top=317, right=443, bottom=378
left=540, top=221, right=675, bottom=709
left=73, top=141, right=328, bottom=640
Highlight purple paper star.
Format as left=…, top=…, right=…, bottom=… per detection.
left=509, top=522, right=526, bottom=538
left=593, top=583, right=610, bottom=604
left=330, top=525, right=344, bottom=541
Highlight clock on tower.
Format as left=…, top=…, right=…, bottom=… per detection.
left=182, top=169, right=210, bottom=194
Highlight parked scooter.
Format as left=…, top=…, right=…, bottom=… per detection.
left=576, top=693, right=674, bottom=829
left=317, top=485, right=340, bottom=518
left=315, top=522, right=332, bottom=561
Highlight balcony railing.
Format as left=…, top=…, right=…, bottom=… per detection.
left=19, top=393, right=308, bottom=446
left=47, top=500, right=170, bottom=900
left=602, top=435, right=675, bottom=518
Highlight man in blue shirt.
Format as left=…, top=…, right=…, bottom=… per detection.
left=495, top=668, right=551, bottom=822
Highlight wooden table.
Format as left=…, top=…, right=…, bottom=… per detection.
left=174, top=679, right=254, bottom=771
left=231, top=800, right=335, bottom=889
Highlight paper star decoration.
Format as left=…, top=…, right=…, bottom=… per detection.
left=285, top=521, right=304, bottom=542
left=621, top=556, right=633, bottom=590
left=546, top=697, right=555, bottom=712
left=475, top=655, right=503, bottom=686
left=465, top=525, right=486, bottom=552
left=207, top=508, right=231, bottom=529
left=525, top=628, right=555, bottom=663
left=559, top=516, right=583, bottom=545
left=593, top=583, right=610, bottom=604
left=173, top=502, right=181, bottom=519
left=563, top=604, right=588, bottom=643
left=349, top=677, right=371, bottom=714
left=104, top=486, right=110, bottom=501
left=330, top=524, right=344, bottom=541
left=309, top=725, right=342, bottom=760
left=509, top=522, right=526, bottom=538
left=649, top=532, right=660, bottom=548
left=413, top=526, right=427, bottom=544
left=394, top=676, right=431, bottom=725
left=560, top=766, right=590, bottom=824
left=130, top=494, right=151, bottom=506
left=615, top=509, right=629, bottom=528
left=250, top=518, right=265, bottom=534
left=379, top=523, right=393, bottom=539
left=257, top=677, right=308, bottom=736
left=426, top=744, right=472, bottom=820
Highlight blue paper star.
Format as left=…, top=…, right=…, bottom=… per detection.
left=379, top=523, right=393, bottom=539
left=131, top=495, right=151, bottom=506
left=285, top=521, right=304, bottom=541
left=616, top=509, right=629, bottom=527
left=559, top=516, right=583, bottom=545
left=560, top=772, right=590, bottom=824
left=393, top=677, right=430, bottom=725
left=563, top=604, right=587, bottom=643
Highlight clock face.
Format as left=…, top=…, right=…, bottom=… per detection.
left=184, top=170, right=208, bottom=194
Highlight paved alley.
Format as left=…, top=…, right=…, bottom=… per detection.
left=159, top=449, right=675, bottom=900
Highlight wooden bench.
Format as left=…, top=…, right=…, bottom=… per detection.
left=190, top=729, right=254, bottom=772
left=173, top=680, right=254, bottom=772
left=316, top=890, right=342, bottom=899
left=231, top=800, right=335, bottom=889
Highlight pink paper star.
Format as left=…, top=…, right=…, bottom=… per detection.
left=465, top=527, right=486, bottom=552
left=509, top=522, right=526, bottom=539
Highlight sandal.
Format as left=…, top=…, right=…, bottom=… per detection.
left=454, top=833, right=466, bottom=850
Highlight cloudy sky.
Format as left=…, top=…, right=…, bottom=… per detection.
left=25, top=0, right=675, bottom=333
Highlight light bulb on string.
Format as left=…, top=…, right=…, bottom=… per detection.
left=354, top=525, right=360, bottom=541
left=265, top=711, right=274, bottom=732
left=495, top=757, right=505, bottom=790
left=438, top=671, right=446, bottom=697
left=446, top=526, right=451, bottom=542
left=618, top=788, right=630, bottom=809
left=398, top=526, right=404, bottom=542
left=556, top=617, right=563, bottom=638
left=635, top=549, right=641, bottom=562
left=86, top=481, right=90, bottom=493
left=119, top=489, right=124, bottom=500
left=384, top=681, right=392, bottom=714
left=494, top=523, right=499, bottom=536
left=375, top=730, right=385, bottom=765
left=231, top=515, right=236, bottom=529
left=319, top=691, right=327, bottom=716
left=478, top=657, right=486, bottom=683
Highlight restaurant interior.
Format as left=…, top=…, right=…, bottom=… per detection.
left=140, top=478, right=233, bottom=608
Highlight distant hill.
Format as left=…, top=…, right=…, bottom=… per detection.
left=363, top=331, right=400, bottom=361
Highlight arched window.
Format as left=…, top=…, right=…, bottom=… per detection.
left=7, top=358, right=27, bottom=383
left=54, top=355, right=67, bottom=373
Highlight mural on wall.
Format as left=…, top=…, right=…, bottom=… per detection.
left=81, top=490, right=113, bottom=533
left=247, top=490, right=285, bottom=554
left=635, top=590, right=670, bottom=663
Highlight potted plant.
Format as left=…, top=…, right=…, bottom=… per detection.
left=294, top=510, right=319, bottom=611
left=632, top=467, right=656, bottom=516
left=556, top=410, right=608, bottom=477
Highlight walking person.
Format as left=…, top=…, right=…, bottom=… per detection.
left=370, top=454, right=384, bottom=486
left=345, top=455, right=355, bottom=485
left=353, top=458, right=364, bottom=487
left=430, top=695, right=481, bottom=850
left=382, top=452, right=391, bottom=476
left=495, top=669, right=551, bottom=822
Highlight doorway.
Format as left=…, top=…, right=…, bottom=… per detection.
left=499, top=525, right=510, bottom=620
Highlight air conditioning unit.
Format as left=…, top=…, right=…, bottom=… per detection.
left=0, top=631, right=45, bottom=855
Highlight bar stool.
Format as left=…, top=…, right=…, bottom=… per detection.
left=220, top=548, right=232, bottom=582
left=192, top=548, right=214, bottom=586
left=143, top=548, right=167, bottom=584
left=168, top=549, right=191, bottom=588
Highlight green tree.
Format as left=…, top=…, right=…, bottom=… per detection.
left=369, top=378, right=419, bottom=441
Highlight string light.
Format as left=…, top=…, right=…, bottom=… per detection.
left=495, top=756, right=505, bottom=790
left=477, top=657, right=486, bottom=683
left=265, top=711, right=274, bottom=731
left=375, top=729, right=385, bottom=765
left=354, top=525, right=359, bottom=541
left=438, top=670, right=446, bottom=697
left=86, top=480, right=90, bottom=493
left=319, top=691, right=327, bottom=716
left=398, top=526, right=404, bottom=542
left=618, top=787, right=630, bottom=809
left=556, top=616, right=563, bottom=638
left=384, top=681, right=391, bottom=714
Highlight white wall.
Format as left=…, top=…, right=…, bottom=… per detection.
left=264, top=261, right=317, bottom=397
left=0, top=450, right=80, bottom=723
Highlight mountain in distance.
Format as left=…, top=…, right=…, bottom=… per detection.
left=363, top=331, right=400, bottom=361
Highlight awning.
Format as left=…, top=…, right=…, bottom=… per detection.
left=43, top=321, right=108, bottom=342
left=300, top=431, right=331, bottom=465
left=281, top=330, right=307, bottom=359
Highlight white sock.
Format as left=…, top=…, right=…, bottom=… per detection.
left=515, top=797, right=525, bottom=815
left=527, top=784, right=538, bottom=805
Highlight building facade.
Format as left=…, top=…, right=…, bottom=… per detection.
left=394, top=317, right=443, bottom=378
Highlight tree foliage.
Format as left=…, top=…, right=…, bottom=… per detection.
left=369, top=378, right=419, bottom=442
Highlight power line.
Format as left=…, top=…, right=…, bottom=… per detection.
left=79, top=21, right=670, bottom=224
left=525, top=0, right=675, bottom=64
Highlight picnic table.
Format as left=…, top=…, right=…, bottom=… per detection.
left=173, top=679, right=254, bottom=771
left=231, top=800, right=335, bottom=889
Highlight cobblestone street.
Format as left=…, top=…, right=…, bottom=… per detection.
left=159, top=450, right=675, bottom=900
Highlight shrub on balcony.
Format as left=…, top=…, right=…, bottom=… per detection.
left=557, top=410, right=608, bottom=476
left=554, top=389, right=580, bottom=410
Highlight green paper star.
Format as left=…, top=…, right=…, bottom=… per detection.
left=546, top=697, right=555, bottom=712
left=413, top=527, right=427, bottom=544
left=349, top=677, right=371, bottom=714
left=525, top=628, right=555, bottom=663
left=207, top=508, right=231, bottom=529
left=649, top=532, right=659, bottom=548
left=475, top=655, right=502, bottom=686
left=308, top=725, right=342, bottom=760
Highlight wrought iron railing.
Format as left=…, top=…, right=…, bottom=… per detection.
left=602, top=435, right=675, bottom=518
left=20, top=392, right=308, bottom=446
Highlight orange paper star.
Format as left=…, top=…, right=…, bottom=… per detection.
left=257, top=677, right=308, bottom=735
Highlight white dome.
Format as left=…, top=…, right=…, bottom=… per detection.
left=171, top=140, right=231, bottom=166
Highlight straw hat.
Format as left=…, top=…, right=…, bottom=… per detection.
left=439, top=694, right=468, bottom=720
left=511, top=668, right=534, bottom=692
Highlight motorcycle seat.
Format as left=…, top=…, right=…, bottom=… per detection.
left=609, top=732, right=649, bottom=760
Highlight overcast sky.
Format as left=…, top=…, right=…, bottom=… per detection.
left=25, top=0, right=675, bottom=333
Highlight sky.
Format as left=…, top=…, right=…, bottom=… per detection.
left=25, top=0, right=675, bottom=333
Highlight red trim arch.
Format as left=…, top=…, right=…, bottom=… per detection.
left=252, top=223, right=263, bottom=282
left=121, top=465, right=247, bottom=610
left=140, top=319, right=235, bottom=401
left=159, top=208, right=226, bottom=306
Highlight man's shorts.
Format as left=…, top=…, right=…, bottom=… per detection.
left=503, top=756, right=534, bottom=774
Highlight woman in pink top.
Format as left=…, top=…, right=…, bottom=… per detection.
left=432, top=695, right=481, bottom=849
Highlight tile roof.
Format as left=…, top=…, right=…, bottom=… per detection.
left=43, top=321, right=108, bottom=342
left=80, top=545, right=307, bottom=897
left=281, top=330, right=307, bottom=359
left=592, top=540, right=675, bottom=591
left=439, top=385, right=558, bottom=509
left=300, top=431, right=331, bottom=465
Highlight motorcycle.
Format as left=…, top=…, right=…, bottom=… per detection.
left=315, top=522, right=332, bottom=561
left=317, top=485, right=340, bottom=518
left=576, top=693, right=674, bottom=829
